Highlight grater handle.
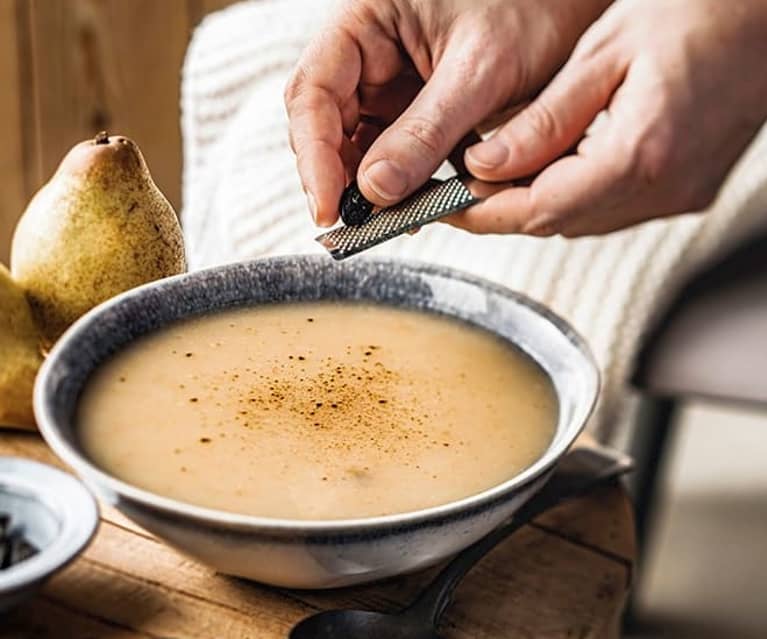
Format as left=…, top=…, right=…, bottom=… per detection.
left=315, top=176, right=488, bottom=260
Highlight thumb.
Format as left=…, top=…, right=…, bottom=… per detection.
left=357, top=53, right=499, bottom=206
left=465, top=53, right=625, bottom=181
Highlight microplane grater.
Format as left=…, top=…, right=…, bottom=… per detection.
left=315, top=176, right=479, bottom=260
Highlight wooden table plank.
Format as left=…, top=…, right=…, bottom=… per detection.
left=1, top=432, right=635, bottom=639
left=3, top=597, right=157, bottom=639
left=535, top=483, right=636, bottom=563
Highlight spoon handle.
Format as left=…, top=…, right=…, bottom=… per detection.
left=405, top=444, right=634, bottom=627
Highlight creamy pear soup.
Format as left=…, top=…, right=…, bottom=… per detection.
left=78, top=303, right=557, bottom=520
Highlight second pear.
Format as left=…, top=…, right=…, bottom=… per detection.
left=0, top=264, right=43, bottom=430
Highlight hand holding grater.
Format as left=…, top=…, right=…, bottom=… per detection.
left=315, top=176, right=511, bottom=260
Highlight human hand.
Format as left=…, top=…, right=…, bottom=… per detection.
left=452, top=0, right=767, bottom=237
left=285, top=0, right=612, bottom=226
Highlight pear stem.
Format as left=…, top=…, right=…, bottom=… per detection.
left=94, top=131, right=110, bottom=145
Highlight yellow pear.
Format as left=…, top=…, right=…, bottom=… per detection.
left=11, top=132, right=186, bottom=346
left=0, top=264, right=43, bottom=430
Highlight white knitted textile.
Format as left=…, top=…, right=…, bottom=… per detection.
left=181, top=0, right=767, bottom=441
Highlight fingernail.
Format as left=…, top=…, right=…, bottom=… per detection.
left=466, top=139, right=508, bottom=169
left=523, top=216, right=559, bottom=236
left=306, top=191, right=318, bottom=224
left=363, top=160, right=408, bottom=201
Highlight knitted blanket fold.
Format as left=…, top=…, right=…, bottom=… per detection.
left=181, top=0, right=767, bottom=441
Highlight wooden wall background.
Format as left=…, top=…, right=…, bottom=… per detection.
left=0, top=0, right=235, bottom=264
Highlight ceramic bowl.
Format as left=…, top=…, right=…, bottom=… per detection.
left=35, top=256, right=598, bottom=589
left=0, top=457, right=98, bottom=612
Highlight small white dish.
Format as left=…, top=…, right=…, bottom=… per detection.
left=0, top=457, right=99, bottom=613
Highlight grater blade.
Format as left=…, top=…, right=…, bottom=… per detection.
left=315, top=176, right=479, bottom=260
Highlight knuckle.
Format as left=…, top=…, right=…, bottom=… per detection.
left=532, top=221, right=562, bottom=237
left=559, top=225, right=583, bottom=239
left=617, top=121, right=718, bottom=214
left=522, top=101, right=560, bottom=143
left=342, top=0, right=376, bottom=23
left=571, top=18, right=617, bottom=64
left=398, top=116, right=447, bottom=158
left=283, top=66, right=306, bottom=106
left=620, top=125, right=674, bottom=187
left=524, top=212, right=563, bottom=237
left=571, top=33, right=599, bottom=62
left=684, top=182, right=718, bottom=212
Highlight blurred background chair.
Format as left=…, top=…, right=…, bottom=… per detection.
left=627, top=228, right=767, bottom=627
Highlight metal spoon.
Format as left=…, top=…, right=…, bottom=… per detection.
left=289, top=445, right=634, bottom=639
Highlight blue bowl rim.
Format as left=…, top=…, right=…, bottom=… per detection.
left=35, top=255, right=599, bottom=533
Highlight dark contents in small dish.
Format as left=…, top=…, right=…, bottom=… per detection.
left=0, top=512, right=38, bottom=570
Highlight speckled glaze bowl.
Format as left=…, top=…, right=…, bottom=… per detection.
left=35, top=256, right=598, bottom=589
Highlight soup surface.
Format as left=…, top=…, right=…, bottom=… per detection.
left=78, top=303, right=557, bottom=520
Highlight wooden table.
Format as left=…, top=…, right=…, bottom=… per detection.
left=0, top=431, right=635, bottom=639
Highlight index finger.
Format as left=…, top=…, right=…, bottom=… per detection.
left=445, top=152, right=627, bottom=235
left=285, top=28, right=362, bottom=226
